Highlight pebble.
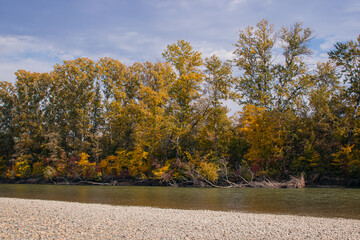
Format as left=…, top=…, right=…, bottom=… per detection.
left=0, top=197, right=359, bottom=239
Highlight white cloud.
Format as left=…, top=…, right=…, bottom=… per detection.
left=0, top=58, right=54, bottom=83
left=0, top=31, right=171, bottom=83
left=0, top=35, right=86, bottom=82
left=320, top=37, right=338, bottom=51
left=194, top=41, right=235, bottom=61
left=0, top=36, right=52, bottom=57
left=200, top=47, right=234, bottom=60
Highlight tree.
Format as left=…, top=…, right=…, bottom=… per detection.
left=12, top=70, right=50, bottom=160
left=162, top=40, right=204, bottom=158
left=238, top=105, right=286, bottom=178
left=50, top=58, right=98, bottom=156
left=329, top=35, right=360, bottom=144
left=234, top=19, right=275, bottom=108
left=287, top=61, right=343, bottom=177
left=199, top=55, right=235, bottom=158
left=273, top=22, right=313, bottom=111
left=0, top=81, right=15, bottom=160
left=106, top=62, right=142, bottom=151
left=135, top=61, right=174, bottom=162
left=234, top=20, right=314, bottom=111
left=96, top=57, right=127, bottom=156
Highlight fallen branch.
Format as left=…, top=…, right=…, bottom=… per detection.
left=74, top=181, right=111, bottom=186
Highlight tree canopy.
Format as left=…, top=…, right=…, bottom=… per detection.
left=0, top=20, right=359, bottom=186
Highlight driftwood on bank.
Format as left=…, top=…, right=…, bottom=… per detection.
left=5, top=174, right=305, bottom=188
left=247, top=175, right=305, bottom=188
left=221, top=175, right=305, bottom=189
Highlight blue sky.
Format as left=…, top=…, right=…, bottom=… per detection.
left=0, top=0, right=359, bottom=84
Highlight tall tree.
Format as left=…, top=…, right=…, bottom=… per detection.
left=329, top=35, right=360, bottom=144
left=273, top=22, right=313, bottom=111
left=0, top=81, right=16, bottom=159
left=200, top=55, right=235, bottom=157
left=50, top=58, right=98, bottom=156
left=234, top=20, right=313, bottom=111
left=162, top=40, right=204, bottom=158
left=234, top=19, right=275, bottom=108
left=135, top=61, right=174, bottom=161
left=13, top=70, right=50, bottom=160
left=287, top=61, right=343, bottom=176
left=96, top=57, right=127, bottom=156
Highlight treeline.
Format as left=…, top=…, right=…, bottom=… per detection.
left=0, top=20, right=359, bottom=186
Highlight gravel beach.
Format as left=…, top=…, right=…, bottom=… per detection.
left=0, top=197, right=359, bottom=239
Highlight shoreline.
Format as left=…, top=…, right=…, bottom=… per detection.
left=1, top=177, right=358, bottom=189
left=1, top=197, right=360, bottom=239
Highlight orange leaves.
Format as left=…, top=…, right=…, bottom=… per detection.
left=99, top=147, right=150, bottom=179
left=332, top=145, right=360, bottom=177
left=77, top=153, right=101, bottom=180
left=238, top=105, right=285, bottom=176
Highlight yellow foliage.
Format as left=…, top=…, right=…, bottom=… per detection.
left=332, top=145, right=360, bottom=177
left=99, top=147, right=150, bottom=179
left=291, top=143, right=321, bottom=172
left=5, top=168, right=16, bottom=179
left=77, top=152, right=101, bottom=180
left=332, top=145, right=353, bottom=167
left=99, top=151, right=126, bottom=176
left=32, top=161, right=44, bottom=177
left=55, top=161, right=67, bottom=176
left=184, top=151, right=219, bottom=183
left=78, top=153, right=90, bottom=167
left=126, top=146, right=149, bottom=179
left=152, top=163, right=170, bottom=180
left=199, top=161, right=219, bottom=182
left=239, top=105, right=284, bottom=160
left=238, top=105, right=285, bottom=175
left=14, top=154, right=31, bottom=178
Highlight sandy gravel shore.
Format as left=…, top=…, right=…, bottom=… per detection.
left=0, top=197, right=359, bottom=239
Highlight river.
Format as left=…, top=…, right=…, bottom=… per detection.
left=0, top=184, right=359, bottom=219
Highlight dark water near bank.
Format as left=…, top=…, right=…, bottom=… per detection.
left=1, top=184, right=359, bottom=219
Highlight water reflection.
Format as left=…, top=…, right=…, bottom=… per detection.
left=0, top=184, right=359, bottom=219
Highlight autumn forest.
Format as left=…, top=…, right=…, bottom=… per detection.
left=1, top=20, right=359, bottom=186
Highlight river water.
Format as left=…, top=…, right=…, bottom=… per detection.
left=0, top=184, right=359, bottom=219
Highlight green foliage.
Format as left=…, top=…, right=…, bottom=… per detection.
left=234, top=19, right=275, bottom=107
left=0, top=82, right=15, bottom=159
left=329, top=35, right=360, bottom=145
left=0, top=156, right=7, bottom=176
left=234, top=19, right=313, bottom=111
left=44, top=166, right=57, bottom=180
left=32, top=161, right=45, bottom=177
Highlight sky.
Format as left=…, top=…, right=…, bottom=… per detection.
left=0, top=0, right=359, bottom=85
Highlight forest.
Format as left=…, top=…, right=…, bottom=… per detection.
left=0, top=20, right=359, bottom=187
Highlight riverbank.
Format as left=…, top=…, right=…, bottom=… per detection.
left=1, top=197, right=359, bottom=239
left=2, top=174, right=359, bottom=188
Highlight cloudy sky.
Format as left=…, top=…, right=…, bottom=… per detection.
left=0, top=0, right=359, bottom=84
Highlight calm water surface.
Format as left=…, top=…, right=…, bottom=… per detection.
left=0, top=184, right=359, bottom=219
